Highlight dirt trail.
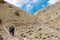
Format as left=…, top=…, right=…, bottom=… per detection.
left=2, top=23, right=20, bottom=40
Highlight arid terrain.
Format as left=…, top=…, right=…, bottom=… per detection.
left=0, top=0, right=60, bottom=40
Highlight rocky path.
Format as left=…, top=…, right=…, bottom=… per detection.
left=1, top=23, right=20, bottom=40
left=1, top=21, right=60, bottom=40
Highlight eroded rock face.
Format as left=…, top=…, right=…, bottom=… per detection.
left=0, top=0, right=6, bottom=3
left=0, top=0, right=3, bottom=2
left=0, top=2, right=36, bottom=24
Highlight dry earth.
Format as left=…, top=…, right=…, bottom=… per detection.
left=0, top=0, right=60, bottom=40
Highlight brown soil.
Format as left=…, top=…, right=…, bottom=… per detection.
left=0, top=36, right=3, bottom=40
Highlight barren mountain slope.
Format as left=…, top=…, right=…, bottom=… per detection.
left=1, top=0, right=60, bottom=40
left=34, top=1, right=60, bottom=39
left=34, top=1, right=60, bottom=23
left=0, top=1, right=37, bottom=40
left=34, top=1, right=60, bottom=20
left=0, top=2, right=37, bottom=24
left=34, top=1, right=60, bottom=32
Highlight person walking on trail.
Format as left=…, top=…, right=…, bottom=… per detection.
left=9, top=25, right=15, bottom=36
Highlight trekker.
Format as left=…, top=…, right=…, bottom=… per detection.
left=9, top=25, right=15, bottom=36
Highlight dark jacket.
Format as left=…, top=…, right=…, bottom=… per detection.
left=9, top=26, right=15, bottom=32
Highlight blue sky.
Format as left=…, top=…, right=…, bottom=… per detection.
left=4, top=0, right=59, bottom=14
left=20, top=0, right=49, bottom=14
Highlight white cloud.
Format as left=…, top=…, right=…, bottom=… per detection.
left=4, top=0, right=18, bottom=6
left=15, top=0, right=29, bottom=5
left=48, top=0, right=59, bottom=5
left=4, top=0, right=30, bottom=7
left=26, top=4, right=33, bottom=11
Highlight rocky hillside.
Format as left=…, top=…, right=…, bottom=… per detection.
left=0, top=0, right=37, bottom=30
left=0, top=0, right=37, bottom=40
left=34, top=1, right=60, bottom=30
left=0, top=0, right=60, bottom=40
left=34, top=1, right=60, bottom=40
left=0, top=3, right=36, bottom=24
